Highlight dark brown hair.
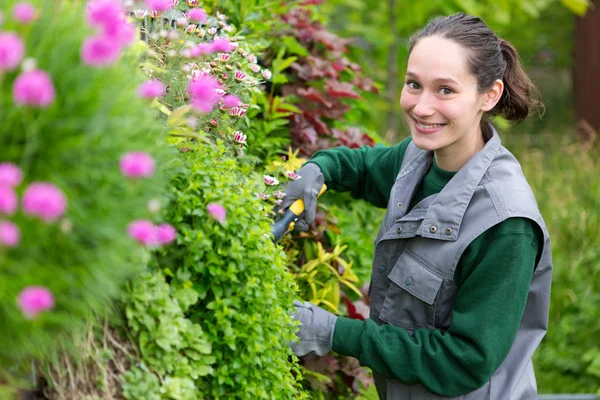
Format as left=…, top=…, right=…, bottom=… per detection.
left=408, top=13, right=544, bottom=139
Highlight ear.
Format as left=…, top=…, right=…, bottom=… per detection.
left=480, top=79, right=504, bottom=112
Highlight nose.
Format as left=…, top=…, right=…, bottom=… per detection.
left=412, top=92, right=435, bottom=117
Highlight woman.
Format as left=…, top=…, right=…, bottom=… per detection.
left=283, top=12, right=552, bottom=400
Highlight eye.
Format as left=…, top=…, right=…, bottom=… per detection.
left=406, top=81, right=420, bottom=90
left=439, top=87, right=454, bottom=95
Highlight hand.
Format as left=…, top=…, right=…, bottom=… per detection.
left=289, top=299, right=337, bottom=357
left=280, top=163, right=324, bottom=232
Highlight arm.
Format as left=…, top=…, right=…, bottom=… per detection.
left=332, top=218, right=542, bottom=396
left=306, top=137, right=411, bottom=208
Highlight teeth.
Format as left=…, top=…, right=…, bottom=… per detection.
left=416, top=121, right=445, bottom=129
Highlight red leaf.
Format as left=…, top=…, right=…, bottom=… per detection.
left=342, top=294, right=369, bottom=321
left=325, top=79, right=361, bottom=99
left=297, top=87, right=333, bottom=108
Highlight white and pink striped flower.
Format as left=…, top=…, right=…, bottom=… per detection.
left=286, top=170, right=301, bottom=180
left=233, top=131, right=247, bottom=145
left=223, top=25, right=234, bottom=32
left=255, top=193, right=270, bottom=200
left=273, top=191, right=286, bottom=199
left=263, top=175, right=279, bottom=186
left=262, top=69, right=272, bottom=80
left=185, top=24, right=197, bottom=33
left=214, top=88, right=226, bottom=96
left=149, top=10, right=160, bottom=18
left=217, top=53, right=231, bottom=62
left=176, top=17, right=187, bottom=27
left=230, top=42, right=239, bottom=49
left=207, top=27, right=217, bottom=35
left=229, top=107, right=246, bottom=117
left=275, top=199, right=283, bottom=205
left=247, top=54, right=257, bottom=63
left=169, top=0, right=179, bottom=7
left=187, top=0, right=198, bottom=6
left=221, top=72, right=228, bottom=79
left=234, top=70, right=247, bottom=81
left=250, top=64, right=260, bottom=73
left=134, top=9, right=147, bottom=18
left=188, top=62, right=199, bottom=69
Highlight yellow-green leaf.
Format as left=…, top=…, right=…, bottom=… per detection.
left=560, top=0, right=589, bottom=15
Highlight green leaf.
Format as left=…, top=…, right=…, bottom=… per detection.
left=560, top=0, right=589, bottom=15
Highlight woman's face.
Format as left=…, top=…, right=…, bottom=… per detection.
left=400, top=36, right=496, bottom=162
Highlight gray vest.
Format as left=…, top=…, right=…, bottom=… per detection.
left=369, top=129, right=552, bottom=400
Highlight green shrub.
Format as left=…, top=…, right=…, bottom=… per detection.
left=122, top=140, right=307, bottom=399
left=0, top=0, right=168, bottom=372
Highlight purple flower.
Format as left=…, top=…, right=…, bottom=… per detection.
left=0, top=32, right=25, bottom=71
left=81, top=35, right=122, bottom=66
left=22, top=182, right=67, bottom=222
left=119, top=152, right=155, bottom=178
left=18, top=286, right=55, bottom=319
left=156, top=223, right=177, bottom=245
left=0, top=221, right=20, bottom=247
left=187, top=74, right=221, bottom=113
left=13, top=70, right=56, bottom=108
left=0, top=186, right=18, bottom=215
left=0, top=163, right=22, bottom=187
left=222, top=94, right=240, bottom=108
left=127, top=219, right=156, bottom=246
left=145, top=0, right=172, bottom=12
left=211, top=38, right=232, bottom=53
left=137, top=79, right=166, bottom=98
left=187, top=8, right=207, bottom=23
left=207, top=203, right=226, bottom=223
left=12, top=2, right=37, bottom=24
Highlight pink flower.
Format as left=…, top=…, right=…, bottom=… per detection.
left=18, top=286, right=55, bottom=319
left=0, top=163, right=23, bottom=187
left=188, top=8, right=206, bottom=23
left=185, top=24, right=197, bottom=33
left=187, top=0, right=199, bottom=6
left=229, top=107, right=246, bottom=117
left=86, top=0, right=121, bottom=28
left=275, top=199, right=283, bottom=205
left=217, top=53, right=230, bottom=62
left=81, top=35, right=122, bottom=66
left=222, top=94, right=240, bottom=108
left=0, top=221, right=20, bottom=247
left=206, top=203, right=226, bottom=223
left=0, top=186, right=18, bottom=215
left=207, top=27, right=217, bottom=35
left=255, top=192, right=270, bottom=200
left=12, top=2, right=37, bottom=24
left=263, top=175, right=279, bottom=186
left=22, top=182, right=67, bottom=222
left=170, top=0, right=179, bottom=6
left=262, top=69, right=272, bottom=80
left=149, top=10, right=160, bottom=18
left=286, top=170, right=301, bottom=180
left=145, top=0, right=172, bottom=12
left=187, top=74, right=221, bottom=113
left=234, top=70, right=247, bottom=81
left=233, top=131, right=246, bottom=145
left=247, top=54, right=257, bottom=63
left=251, top=64, right=260, bottom=73
left=0, top=32, right=25, bottom=71
left=134, top=9, right=147, bottom=18
left=127, top=219, right=156, bottom=245
left=156, top=223, right=177, bottom=244
left=211, top=38, right=232, bottom=53
left=273, top=191, right=286, bottom=199
left=119, top=152, right=155, bottom=178
left=137, top=79, right=166, bottom=98
left=13, top=70, right=55, bottom=108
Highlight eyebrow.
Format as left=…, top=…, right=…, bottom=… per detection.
left=405, top=71, right=459, bottom=86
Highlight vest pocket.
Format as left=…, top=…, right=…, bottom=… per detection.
left=379, top=251, right=443, bottom=329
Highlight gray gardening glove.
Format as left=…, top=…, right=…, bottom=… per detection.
left=280, top=163, right=324, bottom=232
left=289, top=299, right=338, bottom=357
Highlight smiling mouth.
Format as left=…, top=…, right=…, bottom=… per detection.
left=413, top=118, right=447, bottom=129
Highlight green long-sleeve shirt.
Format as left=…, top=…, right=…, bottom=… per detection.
left=307, top=138, right=543, bottom=396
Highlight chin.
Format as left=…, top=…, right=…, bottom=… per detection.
left=410, top=132, right=443, bottom=152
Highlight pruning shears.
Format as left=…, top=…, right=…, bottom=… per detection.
left=271, top=184, right=327, bottom=243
